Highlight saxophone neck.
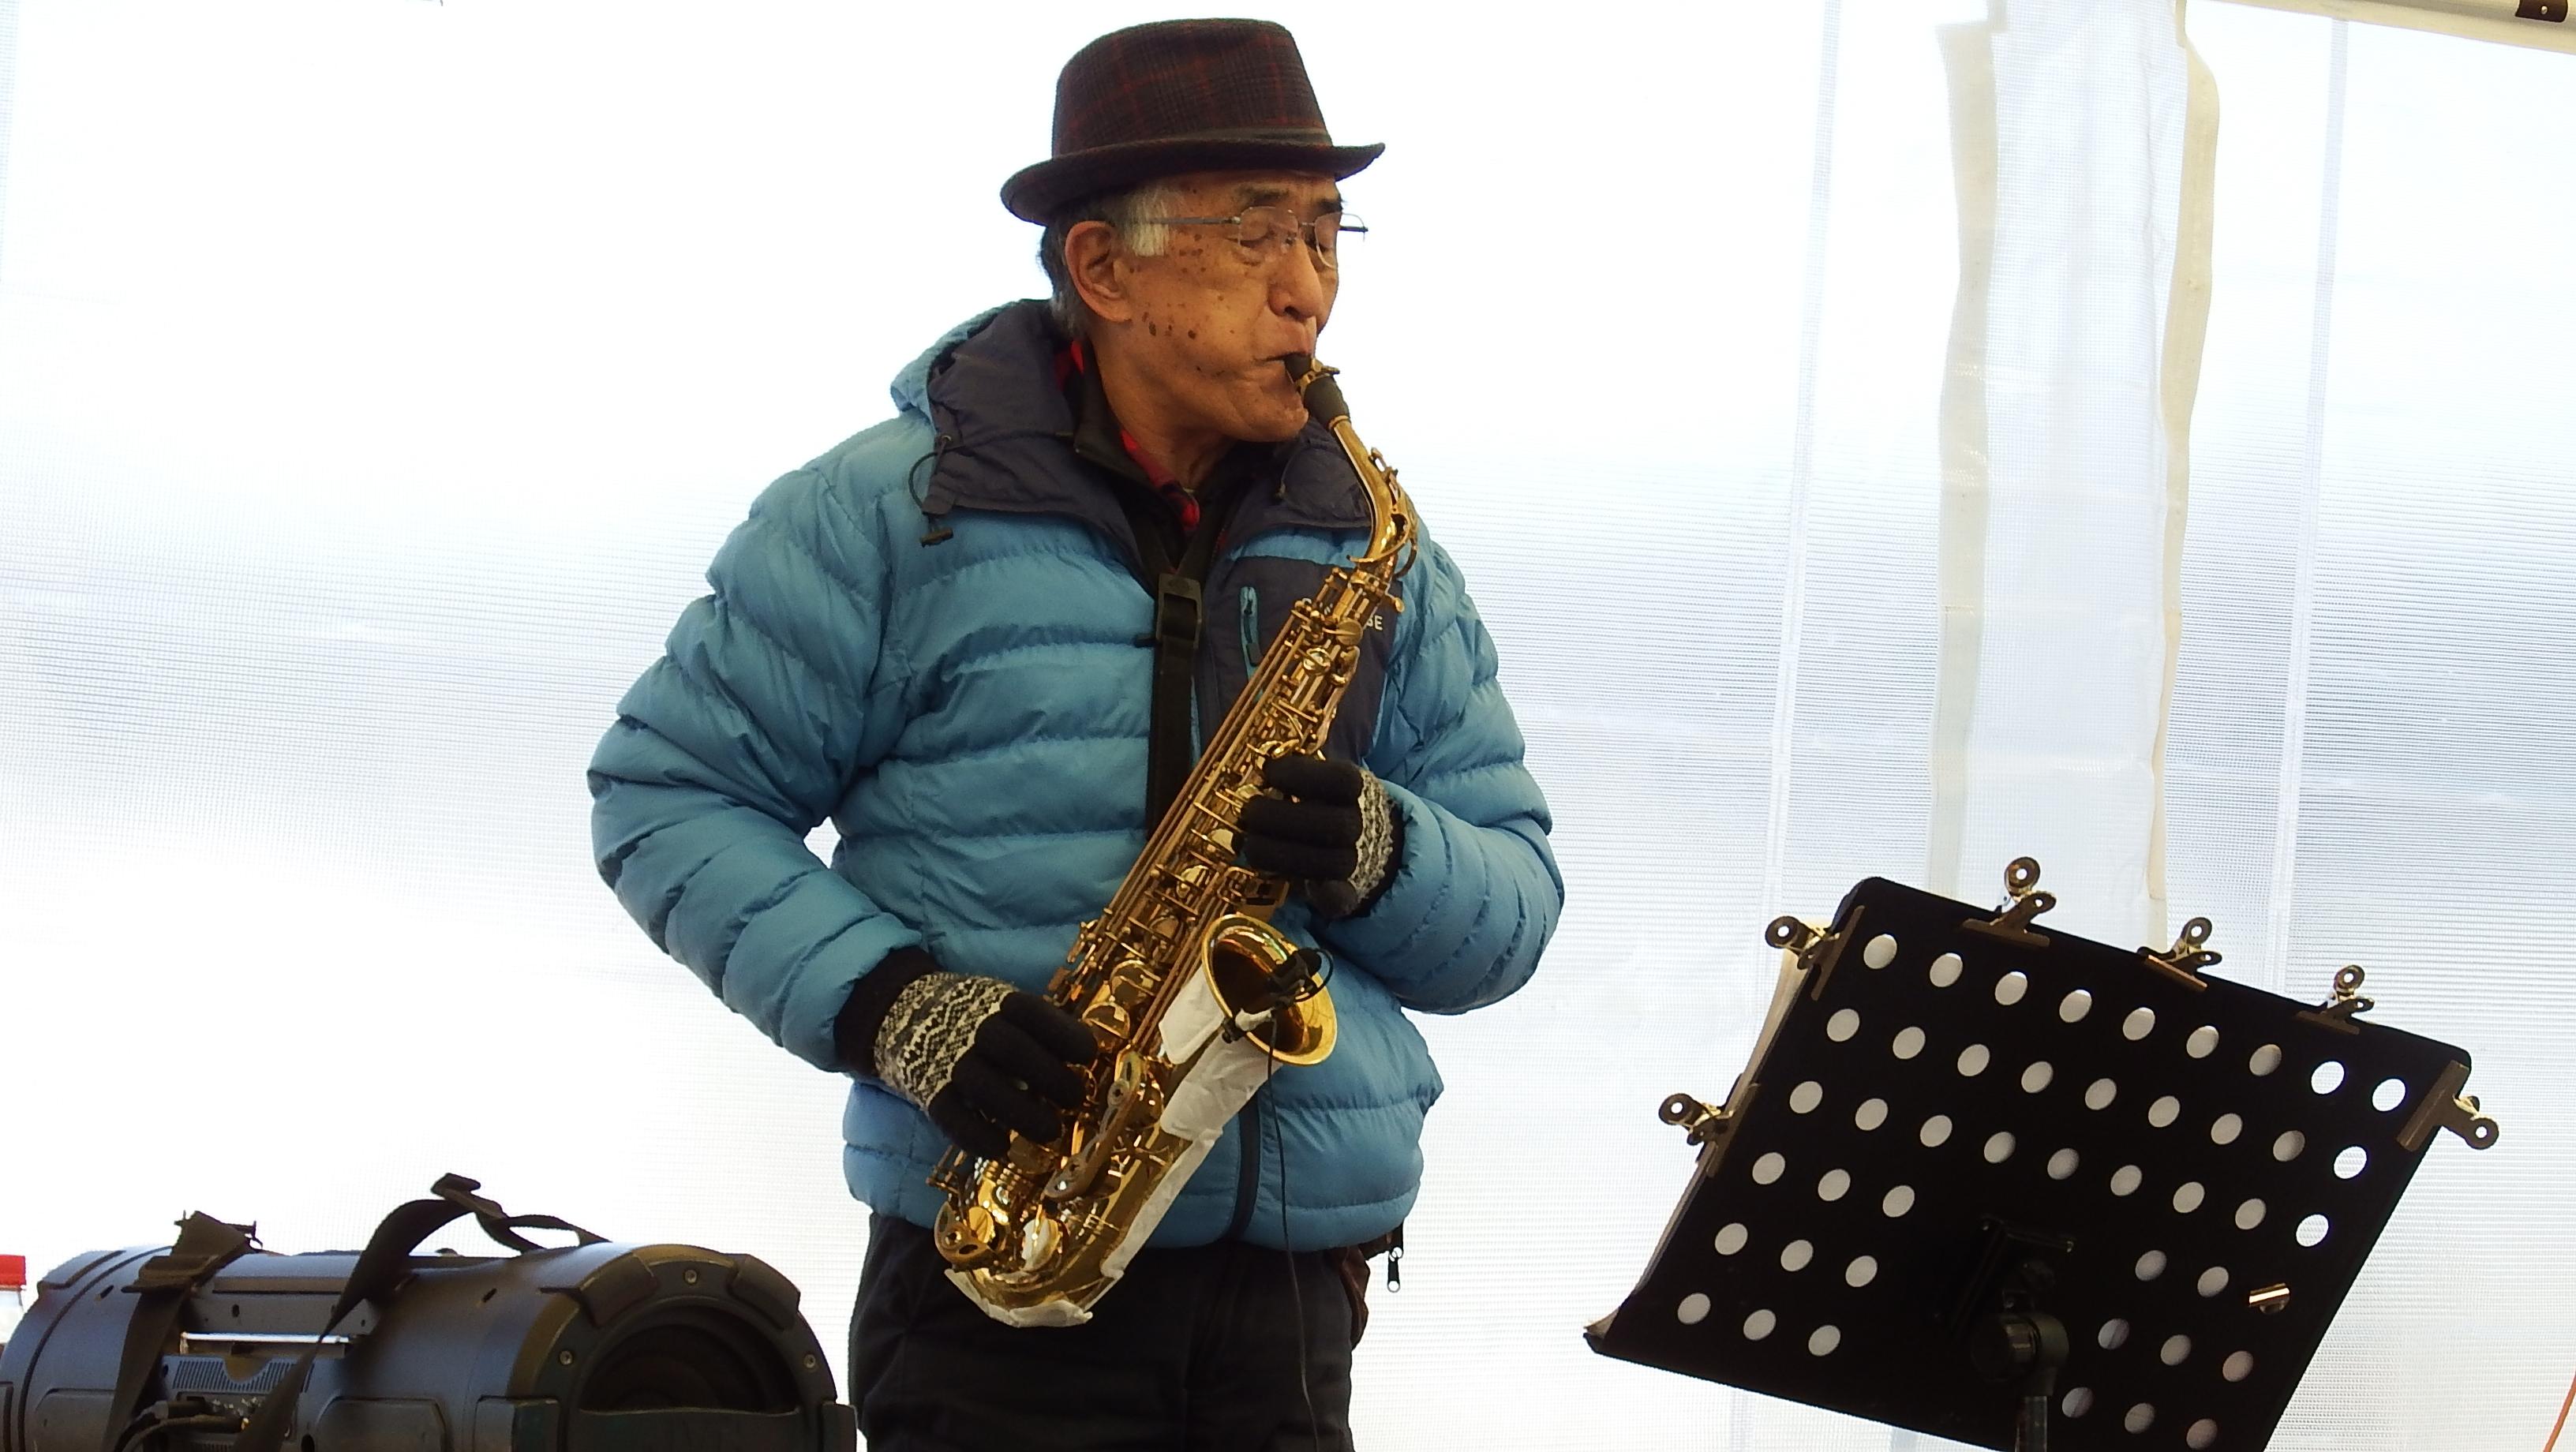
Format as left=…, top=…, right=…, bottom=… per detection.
left=1284, top=354, right=1413, bottom=567
left=1286, top=354, right=1349, bottom=426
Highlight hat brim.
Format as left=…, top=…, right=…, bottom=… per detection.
left=1002, top=137, right=1384, bottom=224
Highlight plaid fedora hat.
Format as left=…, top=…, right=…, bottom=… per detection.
left=1001, top=19, right=1383, bottom=224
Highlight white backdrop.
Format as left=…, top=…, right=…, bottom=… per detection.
left=2, top=2, right=2569, bottom=1449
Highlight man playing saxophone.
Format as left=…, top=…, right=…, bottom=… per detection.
left=587, top=19, right=1560, bottom=1449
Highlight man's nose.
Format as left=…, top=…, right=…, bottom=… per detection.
left=1271, top=236, right=1331, bottom=327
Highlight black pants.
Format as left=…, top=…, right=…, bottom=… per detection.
left=848, top=1214, right=1357, bottom=1452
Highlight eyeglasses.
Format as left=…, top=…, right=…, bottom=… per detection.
left=1136, top=205, right=1368, bottom=271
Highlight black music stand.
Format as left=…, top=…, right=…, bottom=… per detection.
left=1587, top=860, right=2499, bottom=1452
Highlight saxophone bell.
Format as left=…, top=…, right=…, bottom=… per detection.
left=1202, top=919, right=1335, bottom=1066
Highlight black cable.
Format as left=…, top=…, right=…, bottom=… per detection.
left=112, top=1408, right=244, bottom=1452
left=1264, top=1035, right=1327, bottom=1450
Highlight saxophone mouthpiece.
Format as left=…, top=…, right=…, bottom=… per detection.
left=1283, top=354, right=1350, bottom=428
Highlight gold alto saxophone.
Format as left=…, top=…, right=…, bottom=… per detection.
left=927, top=354, right=1417, bottom=1326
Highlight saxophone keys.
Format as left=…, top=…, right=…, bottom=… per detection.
left=1020, top=1211, right=1063, bottom=1272
left=934, top=1201, right=1003, bottom=1269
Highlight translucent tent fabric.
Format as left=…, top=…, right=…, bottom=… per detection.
left=2165, top=9, right=2576, bottom=1449
left=1, top=3, right=2568, bottom=1450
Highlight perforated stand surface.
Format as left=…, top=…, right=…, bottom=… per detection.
left=1588, top=876, right=2476, bottom=1451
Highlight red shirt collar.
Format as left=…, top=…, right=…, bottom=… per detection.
left=1058, top=338, right=1200, bottom=531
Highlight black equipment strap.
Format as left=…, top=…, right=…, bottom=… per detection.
left=1147, top=568, right=1204, bottom=825
left=227, top=1174, right=604, bottom=1452
left=1118, top=476, right=1251, bottom=825
left=103, top=1213, right=256, bottom=1452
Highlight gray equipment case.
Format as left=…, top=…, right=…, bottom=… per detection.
left=0, top=1176, right=855, bottom=1452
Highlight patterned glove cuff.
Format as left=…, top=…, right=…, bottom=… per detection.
left=873, top=971, right=1013, bottom=1109
left=1346, top=769, right=1400, bottom=910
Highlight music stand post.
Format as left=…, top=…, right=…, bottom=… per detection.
left=1589, top=860, right=2498, bottom=1452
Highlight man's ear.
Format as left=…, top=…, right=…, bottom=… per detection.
left=1063, top=220, right=1138, bottom=326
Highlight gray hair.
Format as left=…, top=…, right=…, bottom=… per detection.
left=1038, top=181, right=1181, bottom=336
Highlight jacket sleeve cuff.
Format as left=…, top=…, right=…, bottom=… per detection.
left=831, top=945, right=944, bottom=1077
left=1321, top=779, right=1446, bottom=957
left=1345, top=770, right=1407, bottom=918
left=1316, top=778, right=1556, bottom=1013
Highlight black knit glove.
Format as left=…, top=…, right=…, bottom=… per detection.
left=835, top=951, right=1097, bottom=1161
left=1237, top=755, right=1402, bottom=919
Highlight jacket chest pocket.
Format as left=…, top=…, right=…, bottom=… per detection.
left=1200, top=553, right=1395, bottom=768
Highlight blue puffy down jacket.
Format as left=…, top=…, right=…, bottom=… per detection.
left=588, top=301, right=1561, bottom=1250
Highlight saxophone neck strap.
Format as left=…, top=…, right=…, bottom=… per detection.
left=1148, top=572, right=1204, bottom=825
left=1127, top=467, right=1257, bottom=825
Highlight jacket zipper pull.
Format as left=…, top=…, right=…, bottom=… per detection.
left=1386, top=1225, right=1403, bottom=1293
left=1240, top=585, right=1262, bottom=682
